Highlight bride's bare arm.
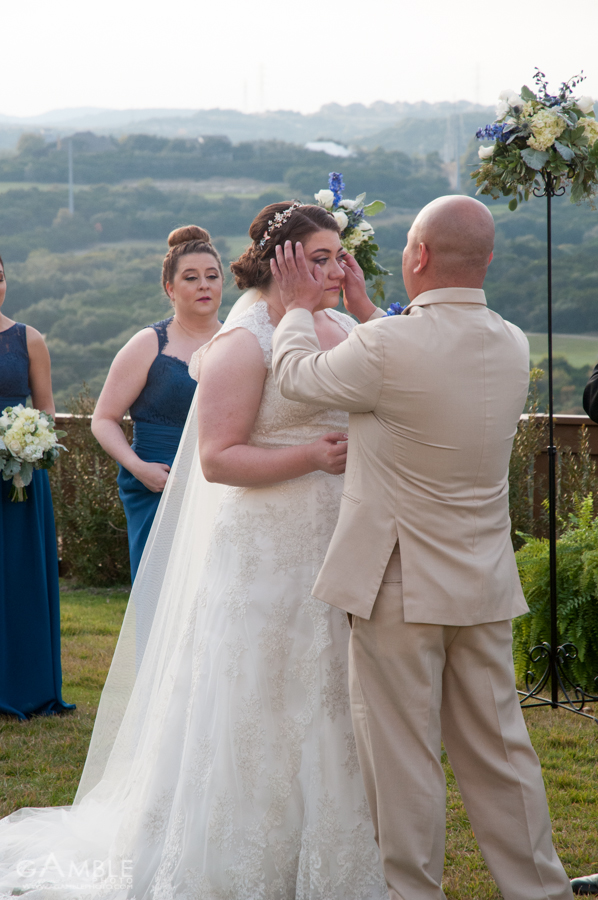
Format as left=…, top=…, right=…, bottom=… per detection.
left=198, top=329, right=347, bottom=486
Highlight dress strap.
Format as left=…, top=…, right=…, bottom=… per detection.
left=148, top=317, right=174, bottom=354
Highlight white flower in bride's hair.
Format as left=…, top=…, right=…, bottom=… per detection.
left=478, top=145, right=495, bottom=160
left=577, top=95, right=595, bottom=115
left=314, top=189, right=335, bottom=210
left=339, top=198, right=358, bottom=210
left=357, top=220, right=374, bottom=235
left=332, top=210, right=349, bottom=231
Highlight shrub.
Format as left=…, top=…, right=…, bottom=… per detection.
left=513, top=495, right=598, bottom=694
left=49, top=386, right=130, bottom=586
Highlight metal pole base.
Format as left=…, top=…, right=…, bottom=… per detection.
left=519, top=642, right=598, bottom=723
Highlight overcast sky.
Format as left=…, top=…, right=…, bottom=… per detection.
left=2, top=0, right=598, bottom=118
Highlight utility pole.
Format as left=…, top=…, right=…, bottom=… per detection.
left=68, top=139, right=74, bottom=215
left=455, top=115, right=462, bottom=193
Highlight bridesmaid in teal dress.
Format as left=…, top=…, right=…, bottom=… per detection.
left=0, top=253, right=75, bottom=720
left=92, top=226, right=223, bottom=583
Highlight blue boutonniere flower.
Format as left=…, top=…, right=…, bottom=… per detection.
left=384, top=302, right=405, bottom=317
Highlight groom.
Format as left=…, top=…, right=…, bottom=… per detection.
left=271, top=195, right=573, bottom=900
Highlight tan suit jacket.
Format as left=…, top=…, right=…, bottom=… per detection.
left=272, top=288, right=530, bottom=625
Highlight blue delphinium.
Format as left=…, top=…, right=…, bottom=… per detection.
left=475, top=123, right=507, bottom=142
left=384, top=302, right=405, bottom=317
left=328, top=172, right=345, bottom=208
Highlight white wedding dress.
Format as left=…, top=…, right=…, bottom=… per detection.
left=0, top=297, right=387, bottom=900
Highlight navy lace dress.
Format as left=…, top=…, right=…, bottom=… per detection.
left=0, top=323, right=75, bottom=719
left=117, top=318, right=197, bottom=583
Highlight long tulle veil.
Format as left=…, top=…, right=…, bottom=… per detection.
left=76, top=288, right=262, bottom=800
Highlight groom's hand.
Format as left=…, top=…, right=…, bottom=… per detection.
left=340, top=253, right=378, bottom=323
left=270, top=241, right=325, bottom=313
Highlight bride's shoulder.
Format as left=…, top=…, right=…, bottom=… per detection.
left=324, top=308, right=357, bottom=335
left=189, top=301, right=272, bottom=381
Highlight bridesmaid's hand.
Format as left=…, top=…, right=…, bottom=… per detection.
left=308, top=432, right=348, bottom=476
left=132, top=460, right=171, bottom=493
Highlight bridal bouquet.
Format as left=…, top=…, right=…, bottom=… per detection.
left=472, top=70, right=598, bottom=209
left=315, top=172, right=390, bottom=302
left=0, top=404, right=67, bottom=501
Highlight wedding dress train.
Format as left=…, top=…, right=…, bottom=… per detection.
left=0, top=296, right=387, bottom=900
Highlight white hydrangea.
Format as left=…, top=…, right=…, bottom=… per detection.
left=527, top=109, right=566, bottom=152
left=579, top=117, right=598, bottom=146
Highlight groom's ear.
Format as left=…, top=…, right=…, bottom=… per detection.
left=414, top=242, right=429, bottom=274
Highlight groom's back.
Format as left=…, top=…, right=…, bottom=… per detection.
left=314, top=289, right=530, bottom=626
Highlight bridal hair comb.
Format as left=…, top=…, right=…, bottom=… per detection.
left=258, top=201, right=303, bottom=249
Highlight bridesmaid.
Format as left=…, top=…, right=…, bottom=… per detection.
left=92, top=226, right=223, bottom=583
left=0, top=253, right=75, bottom=720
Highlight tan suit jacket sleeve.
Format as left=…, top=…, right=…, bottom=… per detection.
left=272, top=308, right=384, bottom=413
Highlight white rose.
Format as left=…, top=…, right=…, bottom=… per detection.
left=496, top=100, right=510, bottom=120
left=478, top=145, right=495, bottom=160
left=577, top=95, right=595, bottom=115
left=339, top=199, right=357, bottom=210
left=333, top=210, right=349, bottom=231
left=357, top=220, right=374, bottom=235
left=314, top=189, right=335, bottom=210
left=499, top=89, right=524, bottom=109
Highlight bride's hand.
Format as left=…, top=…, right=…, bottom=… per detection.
left=132, top=460, right=171, bottom=492
left=309, top=432, right=348, bottom=475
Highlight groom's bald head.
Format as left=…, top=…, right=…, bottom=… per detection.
left=402, top=196, right=495, bottom=300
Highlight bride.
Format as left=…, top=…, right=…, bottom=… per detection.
left=0, top=202, right=387, bottom=900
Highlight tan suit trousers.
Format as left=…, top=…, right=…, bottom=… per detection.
left=348, top=547, right=573, bottom=900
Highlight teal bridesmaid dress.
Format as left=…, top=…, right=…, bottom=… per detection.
left=0, top=323, right=75, bottom=719
left=116, top=318, right=197, bottom=583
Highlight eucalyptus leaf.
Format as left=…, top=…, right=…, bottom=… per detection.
left=354, top=193, right=366, bottom=207
left=508, top=198, right=518, bottom=211
left=521, top=85, right=536, bottom=102
left=362, top=200, right=386, bottom=217
left=554, top=141, right=575, bottom=162
left=521, top=148, right=549, bottom=171
left=19, top=462, right=33, bottom=486
left=2, top=457, right=21, bottom=478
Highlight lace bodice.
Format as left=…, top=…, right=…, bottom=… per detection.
left=129, top=318, right=197, bottom=428
left=190, top=300, right=354, bottom=450
left=0, top=323, right=30, bottom=404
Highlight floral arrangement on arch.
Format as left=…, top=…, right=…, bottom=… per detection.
left=0, top=405, right=67, bottom=501
left=314, top=173, right=390, bottom=302
left=472, top=70, right=598, bottom=209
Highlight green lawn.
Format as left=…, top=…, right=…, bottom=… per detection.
left=0, top=585, right=596, bottom=897
left=527, top=333, right=598, bottom=369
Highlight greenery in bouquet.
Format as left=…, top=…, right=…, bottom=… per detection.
left=472, top=70, right=598, bottom=210
left=314, top=172, right=390, bottom=303
left=0, top=404, right=66, bottom=501
left=513, top=495, right=598, bottom=693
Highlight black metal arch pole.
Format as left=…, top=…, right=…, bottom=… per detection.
left=518, top=171, right=598, bottom=719
left=545, top=172, right=559, bottom=708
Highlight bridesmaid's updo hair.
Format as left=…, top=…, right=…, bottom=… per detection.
left=230, top=202, right=340, bottom=290
left=161, top=225, right=223, bottom=297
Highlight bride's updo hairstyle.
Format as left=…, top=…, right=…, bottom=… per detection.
left=231, top=202, right=340, bottom=290
left=161, top=225, right=223, bottom=299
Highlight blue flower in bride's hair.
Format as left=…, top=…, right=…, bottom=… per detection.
left=384, top=302, right=405, bottom=317
left=328, top=172, right=345, bottom=208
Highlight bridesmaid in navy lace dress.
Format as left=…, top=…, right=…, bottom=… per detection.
left=92, top=227, right=223, bottom=582
left=0, top=253, right=75, bottom=719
